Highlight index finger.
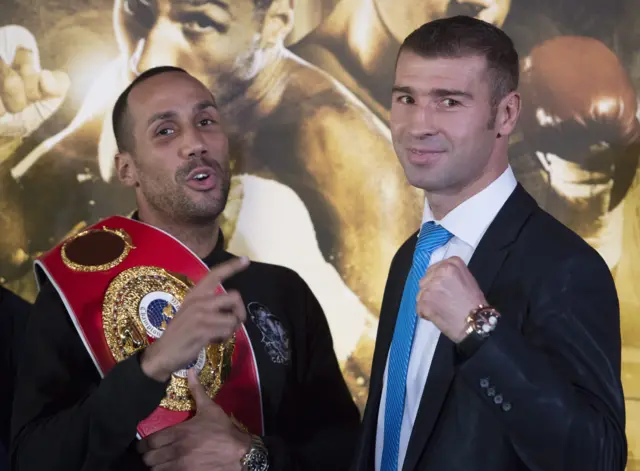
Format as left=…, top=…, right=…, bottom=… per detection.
left=202, top=256, right=250, bottom=287
left=139, top=425, right=181, bottom=451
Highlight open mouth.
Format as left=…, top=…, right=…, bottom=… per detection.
left=186, top=167, right=217, bottom=191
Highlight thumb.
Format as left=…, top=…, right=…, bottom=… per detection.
left=39, top=70, right=70, bottom=98
left=187, top=368, right=211, bottom=410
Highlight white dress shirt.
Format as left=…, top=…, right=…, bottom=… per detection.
left=375, top=167, right=518, bottom=471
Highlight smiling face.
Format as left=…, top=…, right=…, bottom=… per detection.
left=113, top=0, right=283, bottom=100
left=115, top=70, right=231, bottom=225
left=390, top=51, right=519, bottom=196
left=375, top=0, right=511, bottom=44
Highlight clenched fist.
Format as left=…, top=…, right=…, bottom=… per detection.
left=0, top=25, right=70, bottom=137
left=416, top=256, right=487, bottom=343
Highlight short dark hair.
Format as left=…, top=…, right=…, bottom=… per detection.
left=399, top=15, right=519, bottom=115
left=112, top=65, right=189, bottom=153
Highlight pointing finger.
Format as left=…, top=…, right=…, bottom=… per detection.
left=201, top=256, right=249, bottom=289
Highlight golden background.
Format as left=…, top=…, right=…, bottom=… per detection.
left=1, top=0, right=639, bottom=467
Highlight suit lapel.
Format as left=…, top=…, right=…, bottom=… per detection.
left=401, top=185, right=537, bottom=471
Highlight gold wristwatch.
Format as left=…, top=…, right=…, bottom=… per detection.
left=240, top=435, right=269, bottom=471
left=458, top=304, right=501, bottom=356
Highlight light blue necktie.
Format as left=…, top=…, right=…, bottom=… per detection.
left=381, top=221, right=453, bottom=471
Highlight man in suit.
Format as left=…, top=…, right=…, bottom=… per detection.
left=352, top=15, right=627, bottom=471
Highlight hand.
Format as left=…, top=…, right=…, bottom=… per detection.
left=0, top=25, right=70, bottom=137
left=416, top=256, right=487, bottom=343
left=138, top=369, right=252, bottom=471
left=141, top=256, right=250, bottom=382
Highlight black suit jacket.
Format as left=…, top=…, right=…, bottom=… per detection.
left=353, top=184, right=626, bottom=471
left=0, top=287, right=30, bottom=471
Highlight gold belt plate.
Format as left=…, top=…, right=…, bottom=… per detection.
left=102, top=266, right=235, bottom=411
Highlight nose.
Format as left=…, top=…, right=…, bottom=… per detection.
left=405, top=105, right=437, bottom=139
left=179, top=126, right=208, bottom=160
left=130, top=20, right=186, bottom=75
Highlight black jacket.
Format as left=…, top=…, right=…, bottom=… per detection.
left=352, top=184, right=626, bottom=471
left=0, top=287, right=30, bottom=471
left=10, top=233, right=360, bottom=471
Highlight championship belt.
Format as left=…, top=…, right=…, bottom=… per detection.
left=34, top=216, right=264, bottom=438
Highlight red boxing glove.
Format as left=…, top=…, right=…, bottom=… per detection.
left=519, top=35, right=640, bottom=208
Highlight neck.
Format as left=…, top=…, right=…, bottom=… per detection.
left=426, top=163, right=509, bottom=220
left=219, top=46, right=289, bottom=126
left=137, top=207, right=220, bottom=258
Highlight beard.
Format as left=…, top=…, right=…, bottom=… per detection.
left=139, top=157, right=232, bottom=225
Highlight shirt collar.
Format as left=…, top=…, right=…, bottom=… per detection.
left=421, top=166, right=518, bottom=249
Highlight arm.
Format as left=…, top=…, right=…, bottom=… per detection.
left=263, top=275, right=361, bottom=471
left=457, top=252, right=626, bottom=471
left=10, top=281, right=168, bottom=471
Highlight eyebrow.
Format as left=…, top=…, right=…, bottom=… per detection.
left=173, top=0, right=229, bottom=9
left=392, top=85, right=473, bottom=100
left=147, top=100, right=217, bottom=127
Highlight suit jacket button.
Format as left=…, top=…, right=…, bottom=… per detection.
left=502, top=402, right=512, bottom=412
left=487, top=387, right=496, bottom=397
left=480, top=378, right=490, bottom=388
left=494, top=394, right=503, bottom=404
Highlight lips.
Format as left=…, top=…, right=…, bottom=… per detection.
left=406, top=147, right=446, bottom=165
left=185, top=166, right=217, bottom=191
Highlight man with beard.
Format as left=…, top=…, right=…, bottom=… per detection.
left=3, top=0, right=422, bottom=400
left=10, top=66, right=360, bottom=471
left=291, top=0, right=511, bottom=123
left=7, top=0, right=421, bottom=319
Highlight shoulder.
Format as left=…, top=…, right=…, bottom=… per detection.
left=236, top=258, right=312, bottom=297
left=512, top=202, right=614, bottom=292
left=279, top=54, right=386, bottom=129
left=523, top=204, right=608, bottom=265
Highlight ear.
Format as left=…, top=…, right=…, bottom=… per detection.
left=114, top=151, right=139, bottom=188
left=496, top=91, right=521, bottom=139
left=259, top=0, right=294, bottom=48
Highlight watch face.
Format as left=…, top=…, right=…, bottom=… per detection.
left=471, top=307, right=500, bottom=337
left=247, top=450, right=269, bottom=471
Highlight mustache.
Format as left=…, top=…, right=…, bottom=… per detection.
left=175, top=158, right=226, bottom=182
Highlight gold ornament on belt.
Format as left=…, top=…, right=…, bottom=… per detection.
left=61, top=226, right=135, bottom=272
left=102, top=266, right=235, bottom=411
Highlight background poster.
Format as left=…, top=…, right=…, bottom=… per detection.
left=1, top=0, right=639, bottom=466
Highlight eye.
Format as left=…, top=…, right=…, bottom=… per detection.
left=180, top=12, right=226, bottom=34
left=156, top=127, right=175, bottom=136
left=198, top=118, right=216, bottom=126
left=397, top=95, right=415, bottom=105
left=446, top=1, right=486, bottom=17
left=441, top=98, right=461, bottom=107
